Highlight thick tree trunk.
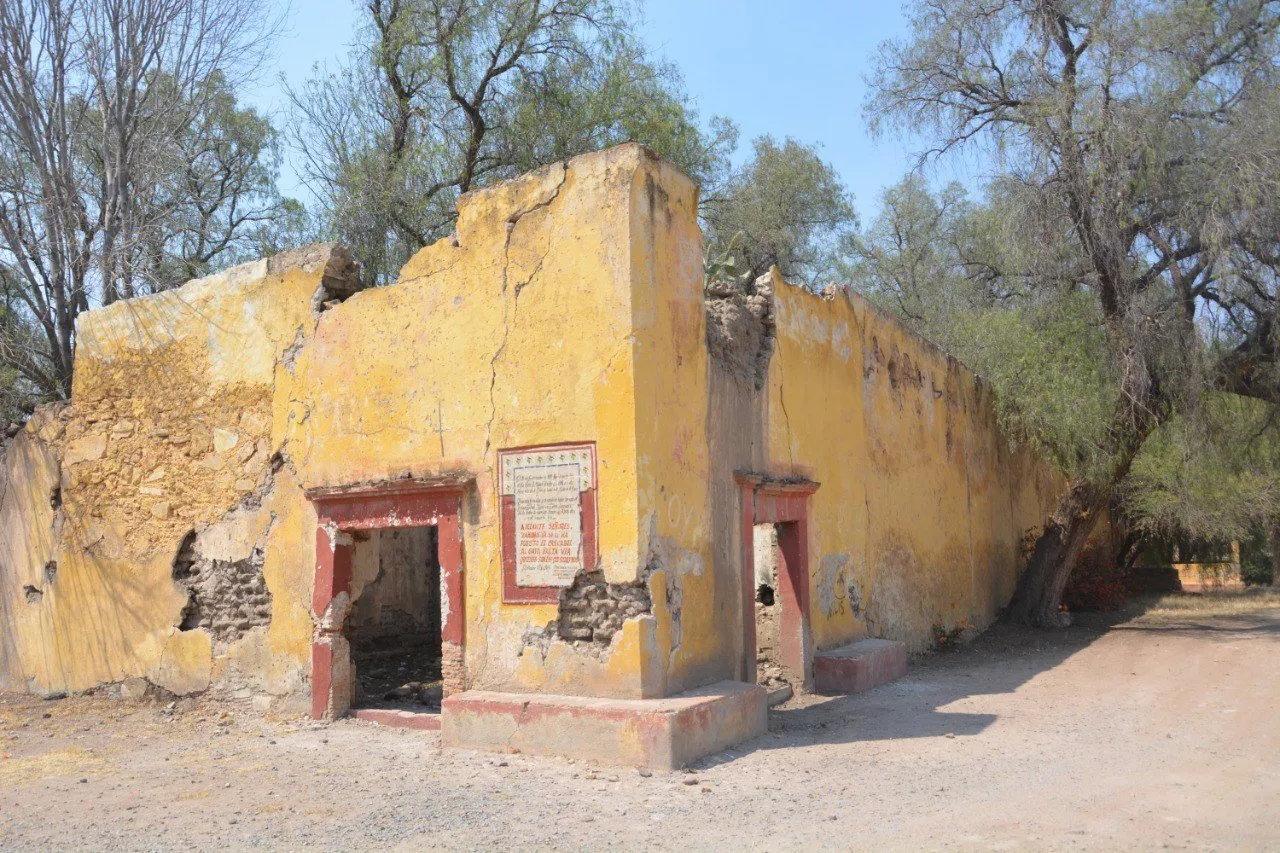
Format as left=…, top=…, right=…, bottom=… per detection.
left=1007, top=480, right=1108, bottom=626
left=1270, top=524, right=1280, bottom=588
left=1007, top=394, right=1160, bottom=626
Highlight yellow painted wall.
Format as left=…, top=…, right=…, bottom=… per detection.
left=764, top=282, right=1062, bottom=652
left=285, top=147, right=661, bottom=698
left=0, top=146, right=682, bottom=701
left=625, top=156, right=740, bottom=696
left=0, top=143, right=1063, bottom=705
left=0, top=252, right=325, bottom=699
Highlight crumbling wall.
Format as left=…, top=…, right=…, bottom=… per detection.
left=554, top=570, right=652, bottom=644
left=286, top=146, right=684, bottom=700
left=705, top=271, right=776, bottom=390
left=0, top=406, right=66, bottom=691
left=173, top=535, right=272, bottom=645
left=0, top=246, right=350, bottom=700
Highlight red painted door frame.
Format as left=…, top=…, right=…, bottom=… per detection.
left=735, top=475, right=820, bottom=689
left=308, top=481, right=468, bottom=719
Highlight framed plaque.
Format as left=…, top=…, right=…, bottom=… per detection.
left=498, top=442, right=597, bottom=603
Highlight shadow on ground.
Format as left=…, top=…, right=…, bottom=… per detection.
left=701, top=594, right=1280, bottom=768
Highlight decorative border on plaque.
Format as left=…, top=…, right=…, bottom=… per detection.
left=498, top=442, right=598, bottom=604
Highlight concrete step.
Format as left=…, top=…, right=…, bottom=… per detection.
left=441, top=680, right=767, bottom=770
left=351, top=707, right=441, bottom=730
left=813, top=638, right=907, bottom=694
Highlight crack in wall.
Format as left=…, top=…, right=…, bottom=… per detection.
left=281, top=326, right=307, bottom=373
left=482, top=164, right=568, bottom=458
left=774, top=341, right=797, bottom=467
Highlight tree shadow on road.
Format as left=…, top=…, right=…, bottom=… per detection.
left=700, top=597, right=1279, bottom=768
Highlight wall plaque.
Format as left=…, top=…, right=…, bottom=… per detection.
left=499, top=443, right=597, bottom=603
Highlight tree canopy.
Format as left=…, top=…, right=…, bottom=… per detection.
left=288, top=0, right=737, bottom=286
left=0, top=0, right=297, bottom=403
left=864, top=0, right=1280, bottom=622
left=703, top=135, right=856, bottom=286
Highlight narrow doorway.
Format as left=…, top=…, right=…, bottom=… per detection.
left=753, top=523, right=790, bottom=691
left=346, top=527, right=443, bottom=711
left=753, top=520, right=809, bottom=694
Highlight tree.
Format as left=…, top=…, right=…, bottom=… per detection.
left=867, top=0, right=1280, bottom=625
left=289, top=0, right=736, bottom=287
left=703, top=135, right=856, bottom=286
left=0, top=0, right=293, bottom=404
left=844, top=175, right=975, bottom=332
left=1127, top=396, right=1280, bottom=543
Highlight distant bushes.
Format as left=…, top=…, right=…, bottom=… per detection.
left=1062, top=546, right=1130, bottom=612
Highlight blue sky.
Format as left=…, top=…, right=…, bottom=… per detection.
left=248, top=0, right=976, bottom=220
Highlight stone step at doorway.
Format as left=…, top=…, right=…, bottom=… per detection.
left=812, top=639, right=908, bottom=694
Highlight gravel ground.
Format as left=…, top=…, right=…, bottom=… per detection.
left=2, top=594, right=1278, bottom=851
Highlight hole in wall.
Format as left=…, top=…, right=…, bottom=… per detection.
left=172, top=530, right=272, bottom=642
left=43, top=561, right=57, bottom=584
left=556, top=570, right=652, bottom=645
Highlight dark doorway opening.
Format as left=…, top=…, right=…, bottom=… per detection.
left=345, top=527, right=443, bottom=711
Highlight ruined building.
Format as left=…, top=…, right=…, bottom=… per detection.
left=0, top=145, right=1060, bottom=768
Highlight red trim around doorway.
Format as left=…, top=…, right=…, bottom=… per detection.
left=735, top=475, right=820, bottom=688
left=308, top=482, right=468, bottom=719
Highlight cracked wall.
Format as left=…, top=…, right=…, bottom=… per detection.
left=553, top=570, right=652, bottom=644
left=285, top=145, right=677, bottom=699
left=0, top=147, right=689, bottom=704
left=0, top=142, right=1061, bottom=706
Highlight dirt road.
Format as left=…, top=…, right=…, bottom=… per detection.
left=2, top=594, right=1278, bottom=851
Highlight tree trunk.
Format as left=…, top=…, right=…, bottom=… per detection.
left=1270, top=523, right=1280, bottom=588
left=1007, top=480, right=1108, bottom=626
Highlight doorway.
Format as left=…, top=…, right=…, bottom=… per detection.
left=309, top=481, right=467, bottom=720
left=346, top=527, right=443, bottom=711
left=737, top=476, right=819, bottom=691
left=753, top=523, right=797, bottom=691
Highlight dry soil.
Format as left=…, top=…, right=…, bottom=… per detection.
left=2, top=592, right=1278, bottom=851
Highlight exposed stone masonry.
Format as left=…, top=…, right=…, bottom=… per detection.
left=705, top=269, right=776, bottom=389
left=555, top=570, right=652, bottom=644
left=173, top=532, right=273, bottom=645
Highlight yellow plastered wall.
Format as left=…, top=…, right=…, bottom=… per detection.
left=625, top=157, right=739, bottom=696
left=0, top=257, right=324, bottom=697
left=286, top=147, right=659, bottom=698
left=0, top=144, right=680, bottom=700
left=0, top=143, right=1063, bottom=702
left=766, top=281, right=1062, bottom=652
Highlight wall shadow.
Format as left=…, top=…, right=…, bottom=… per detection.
left=698, top=602, right=1250, bottom=767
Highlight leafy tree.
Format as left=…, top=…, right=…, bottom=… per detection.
left=703, top=135, right=856, bottom=286
left=289, top=0, right=736, bottom=287
left=0, top=0, right=295, bottom=403
left=866, top=0, right=1280, bottom=625
left=1127, top=395, right=1280, bottom=541
left=857, top=176, right=1280, bottom=587
left=845, top=175, right=976, bottom=331
left=0, top=292, right=28, bottom=424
